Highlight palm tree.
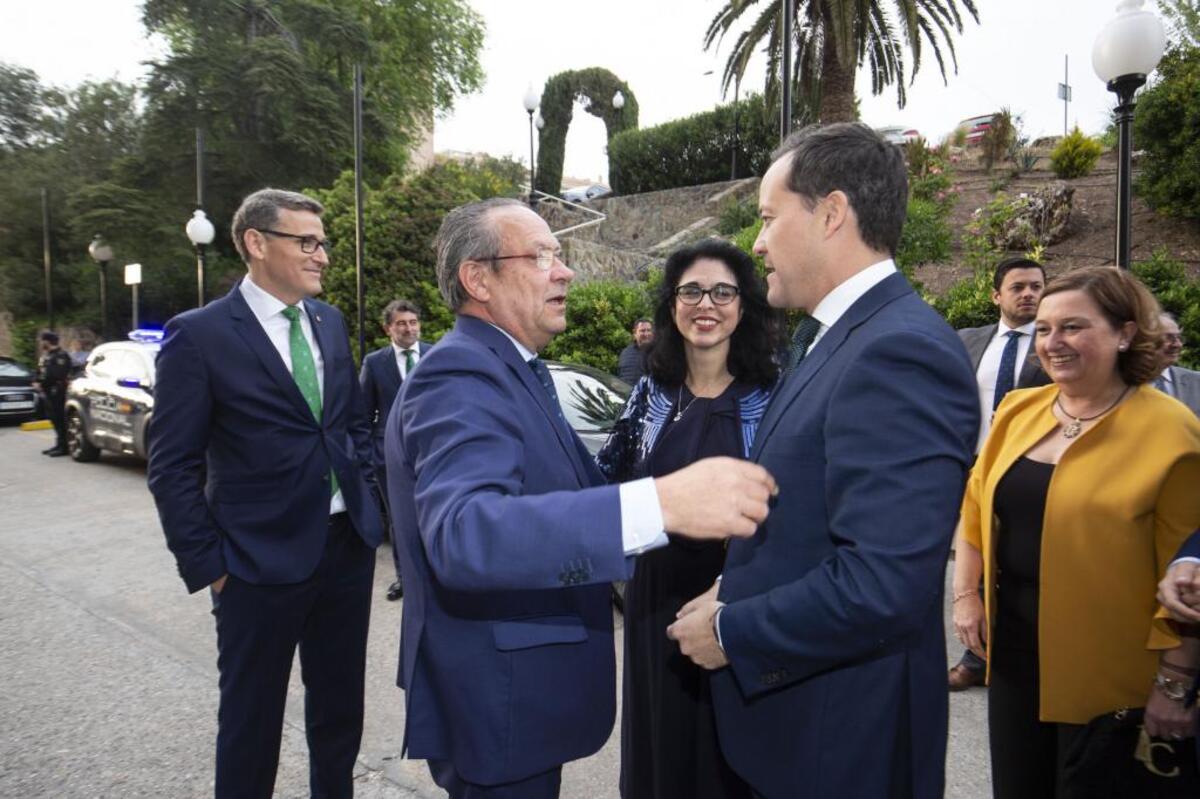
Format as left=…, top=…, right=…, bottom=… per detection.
left=704, top=0, right=979, bottom=123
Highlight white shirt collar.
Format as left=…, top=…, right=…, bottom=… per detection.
left=1161, top=366, right=1175, bottom=385
left=392, top=342, right=419, bottom=357
left=995, top=319, right=1036, bottom=339
left=486, top=322, right=537, bottom=362
left=809, top=259, right=898, bottom=332
left=240, top=273, right=295, bottom=322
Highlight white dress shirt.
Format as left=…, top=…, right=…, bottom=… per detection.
left=808, top=259, right=898, bottom=348
left=1156, top=367, right=1177, bottom=398
left=973, top=320, right=1036, bottom=453
left=393, top=343, right=421, bottom=380
left=239, top=276, right=345, bottom=514
left=488, top=323, right=667, bottom=556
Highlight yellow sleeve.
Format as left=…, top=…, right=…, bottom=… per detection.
left=959, top=458, right=985, bottom=551
left=1149, top=449, right=1200, bottom=648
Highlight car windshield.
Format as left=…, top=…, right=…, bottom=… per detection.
left=0, top=361, right=32, bottom=378
left=549, top=365, right=629, bottom=433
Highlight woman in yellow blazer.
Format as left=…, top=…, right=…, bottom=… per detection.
left=952, top=267, right=1200, bottom=798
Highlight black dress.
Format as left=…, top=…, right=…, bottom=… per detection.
left=619, top=383, right=752, bottom=799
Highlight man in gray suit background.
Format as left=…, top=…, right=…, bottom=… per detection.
left=950, top=256, right=1051, bottom=691
left=1153, top=313, right=1200, bottom=416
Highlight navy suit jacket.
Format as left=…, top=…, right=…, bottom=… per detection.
left=147, top=282, right=384, bottom=593
left=359, top=341, right=432, bottom=468
left=385, top=315, right=628, bottom=785
left=1176, top=531, right=1200, bottom=757
left=712, top=273, right=979, bottom=799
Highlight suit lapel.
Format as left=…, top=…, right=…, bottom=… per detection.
left=1017, top=348, right=1045, bottom=388
left=967, top=324, right=996, bottom=370
left=227, top=284, right=315, bottom=422
left=751, top=273, right=913, bottom=460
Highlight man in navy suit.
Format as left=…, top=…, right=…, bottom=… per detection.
left=669, top=124, right=979, bottom=798
left=360, top=299, right=431, bottom=601
left=148, top=188, right=384, bottom=798
left=385, top=197, right=778, bottom=798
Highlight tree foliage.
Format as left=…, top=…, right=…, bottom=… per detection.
left=1050, top=127, right=1103, bottom=179
left=533, top=68, right=637, bottom=196
left=1134, top=45, right=1200, bottom=219
left=703, top=0, right=979, bottom=122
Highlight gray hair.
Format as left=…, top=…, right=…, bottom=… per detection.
left=382, top=299, right=421, bottom=325
left=231, top=188, right=325, bottom=263
left=435, top=198, right=525, bottom=311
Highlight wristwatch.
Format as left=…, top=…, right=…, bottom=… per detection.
left=1153, top=673, right=1192, bottom=702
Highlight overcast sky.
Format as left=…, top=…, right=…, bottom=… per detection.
left=2, top=0, right=1146, bottom=184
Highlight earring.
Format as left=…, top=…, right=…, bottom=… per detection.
left=1118, top=343, right=1128, bottom=351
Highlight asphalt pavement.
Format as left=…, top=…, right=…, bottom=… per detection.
left=0, top=424, right=989, bottom=797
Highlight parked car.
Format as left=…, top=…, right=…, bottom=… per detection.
left=0, top=357, right=41, bottom=423
left=875, top=126, right=921, bottom=146
left=64, top=331, right=161, bottom=461
left=561, top=183, right=611, bottom=203
left=546, top=361, right=630, bottom=454
left=957, top=114, right=995, bottom=146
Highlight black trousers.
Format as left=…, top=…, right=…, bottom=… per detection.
left=428, top=759, right=562, bottom=799
left=988, top=645, right=1084, bottom=799
left=210, top=513, right=375, bottom=798
left=45, top=387, right=66, bottom=449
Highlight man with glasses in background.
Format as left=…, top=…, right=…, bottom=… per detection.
left=384, top=197, right=777, bottom=798
left=148, top=188, right=383, bottom=798
left=1153, top=312, right=1200, bottom=415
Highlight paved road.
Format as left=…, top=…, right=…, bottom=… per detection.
left=0, top=424, right=989, bottom=797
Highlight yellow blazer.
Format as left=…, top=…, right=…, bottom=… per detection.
left=960, top=383, right=1200, bottom=723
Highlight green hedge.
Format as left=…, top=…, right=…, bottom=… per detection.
left=608, top=94, right=798, bottom=195
left=1134, top=45, right=1200, bottom=219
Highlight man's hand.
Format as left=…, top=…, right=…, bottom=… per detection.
left=655, top=457, right=776, bottom=540
left=1158, top=560, right=1200, bottom=624
left=666, top=598, right=728, bottom=670
left=211, top=574, right=229, bottom=595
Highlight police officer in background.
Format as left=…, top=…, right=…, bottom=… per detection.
left=35, top=331, right=73, bottom=456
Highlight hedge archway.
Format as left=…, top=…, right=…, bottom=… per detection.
left=534, top=68, right=638, bottom=197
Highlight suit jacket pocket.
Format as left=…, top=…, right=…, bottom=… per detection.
left=492, top=615, right=588, bottom=651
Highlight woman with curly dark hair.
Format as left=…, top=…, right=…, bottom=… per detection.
left=952, top=266, right=1200, bottom=797
left=597, top=238, right=783, bottom=799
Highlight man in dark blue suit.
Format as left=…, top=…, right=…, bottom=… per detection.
left=385, top=197, right=778, bottom=798
left=669, top=124, right=979, bottom=798
left=148, top=188, right=384, bottom=798
left=360, top=299, right=431, bottom=601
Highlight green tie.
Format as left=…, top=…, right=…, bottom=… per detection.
left=282, top=306, right=338, bottom=497
left=403, top=349, right=416, bottom=375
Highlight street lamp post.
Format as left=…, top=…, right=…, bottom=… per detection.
left=523, top=84, right=540, bottom=202
left=731, top=74, right=741, bottom=180
left=185, top=210, right=215, bottom=308
left=87, top=234, right=113, bottom=339
left=124, top=263, right=142, bottom=330
left=1092, top=0, right=1166, bottom=269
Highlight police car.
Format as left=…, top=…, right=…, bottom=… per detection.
left=65, top=330, right=162, bottom=461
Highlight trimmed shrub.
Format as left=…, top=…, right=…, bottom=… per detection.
left=542, top=278, right=654, bottom=372
left=931, top=268, right=997, bottom=330
left=608, top=93, right=808, bottom=195
left=896, top=198, right=952, bottom=270
left=1050, top=127, right=1103, bottom=178
left=1133, top=247, right=1200, bottom=368
left=535, top=68, right=637, bottom=197
left=1134, top=45, right=1200, bottom=219
left=717, top=197, right=759, bottom=235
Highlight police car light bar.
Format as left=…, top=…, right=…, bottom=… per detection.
left=128, top=329, right=165, bottom=344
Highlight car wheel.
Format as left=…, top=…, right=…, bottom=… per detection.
left=67, top=409, right=100, bottom=462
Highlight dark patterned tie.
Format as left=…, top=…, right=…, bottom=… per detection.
left=1153, top=373, right=1171, bottom=396
left=528, top=357, right=569, bottom=428
left=786, top=316, right=822, bottom=372
left=993, top=330, right=1022, bottom=411
left=403, top=348, right=416, bottom=376
left=282, top=306, right=338, bottom=497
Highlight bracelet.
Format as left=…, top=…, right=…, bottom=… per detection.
left=952, top=589, right=978, bottom=603
left=1160, top=660, right=1199, bottom=677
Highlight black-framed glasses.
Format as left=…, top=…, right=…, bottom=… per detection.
left=258, top=228, right=333, bottom=255
left=488, top=247, right=562, bottom=271
left=675, top=283, right=740, bottom=306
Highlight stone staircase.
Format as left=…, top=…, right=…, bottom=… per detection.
left=537, top=178, right=760, bottom=281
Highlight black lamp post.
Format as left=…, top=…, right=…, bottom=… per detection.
left=185, top=210, right=215, bottom=307
left=523, top=84, right=540, bottom=203
left=1092, top=0, right=1166, bottom=269
left=87, top=234, right=113, bottom=339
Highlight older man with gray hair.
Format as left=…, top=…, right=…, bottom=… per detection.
left=148, top=188, right=383, bottom=798
left=383, top=196, right=777, bottom=798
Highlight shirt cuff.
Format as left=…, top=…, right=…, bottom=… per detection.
left=1174, top=557, right=1200, bottom=566
left=713, top=604, right=726, bottom=653
left=619, top=477, right=669, bottom=556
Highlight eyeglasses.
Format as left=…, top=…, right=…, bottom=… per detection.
left=1163, top=333, right=1185, bottom=344
left=674, top=283, right=740, bottom=305
left=258, top=229, right=333, bottom=255
left=489, top=247, right=562, bottom=271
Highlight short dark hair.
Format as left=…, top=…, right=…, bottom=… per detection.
left=231, top=188, right=324, bottom=263
left=39, top=330, right=59, bottom=345
left=646, top=239, right=783, bottom=388
left=993, top=257, right=1046, bottom=291
left=770, top=123, right=908, bottom=255
left=631, top=318, right=651, bottom=331
left=381, top=299, right=421, bottom=326
left=1041, top=266, right=1164, bottom=385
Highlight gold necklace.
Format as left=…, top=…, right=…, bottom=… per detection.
left=1054, top=386, right=1130, bottom=439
